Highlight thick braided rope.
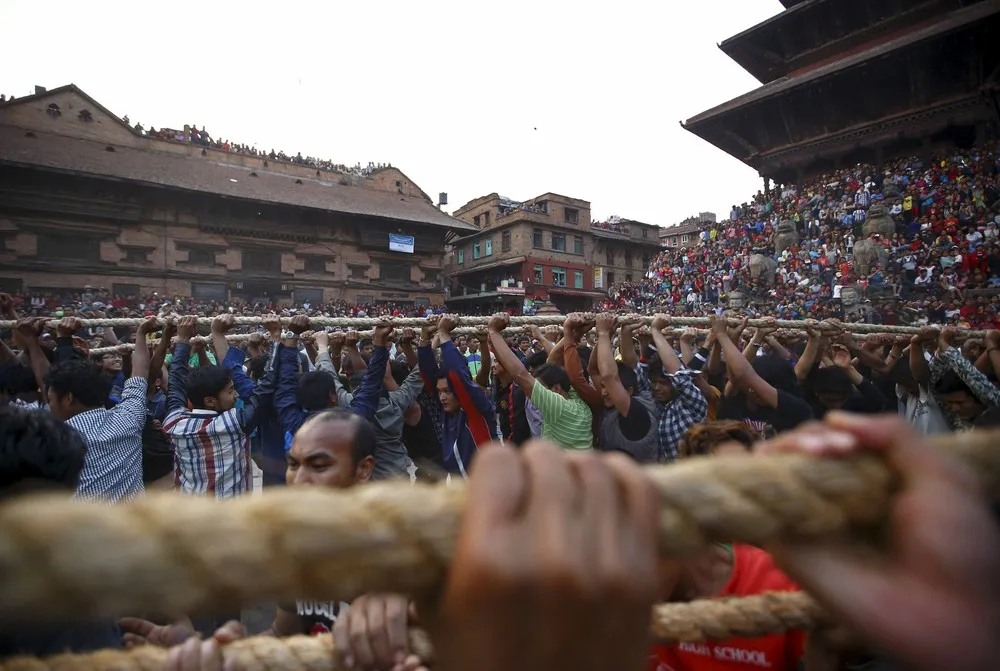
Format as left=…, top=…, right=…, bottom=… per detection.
left=0, top=314, right=972, bottom=336
left=0, top=630, right=432, bottom=671
left=0, top=430, right=995, bottom=622
left=651, top=591, right=824, bottom=644
left=86, top=326, right=771, bottom=355
left=0, top=592, right=821, bottom=671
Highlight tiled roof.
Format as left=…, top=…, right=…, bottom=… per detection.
left=0, top=125, right=476, bottom=232
left=659, top=222, right=704, bottom=237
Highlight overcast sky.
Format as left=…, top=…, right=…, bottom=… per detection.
left=1, top=0, right=783, bottom=227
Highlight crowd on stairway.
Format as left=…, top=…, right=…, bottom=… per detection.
left=603, top=143, right=1000, bottom=332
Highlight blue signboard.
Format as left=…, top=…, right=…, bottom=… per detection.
left=389, top=234, right=415, bottom=253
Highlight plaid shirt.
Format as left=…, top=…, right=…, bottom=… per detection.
left=637, top=365, right=707, bottom=462
left=929, top=346, right=1000, bottom=431
left=70, top=376, right=148, bottom=503
left=163, top=343, right=267, bottom=499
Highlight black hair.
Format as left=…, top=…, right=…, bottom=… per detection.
left=517, top=335, right=531, bottom=343
left=525, top=350, right=548, bottom=371
left=246, top=354, right=268, bottom=382
left=805, top=366, right=853, bottom=397
left=0, top=406, right=87, bottom=499
left=617, top=361, right=638, bottom=394
left=0, top=361, right=38, bottom=395
left=308, top=408, right=377, bottom=465
left=887, top=356, right=913, bottom=386
left=389, top=360, right=409, bottom=386
left=359, top=338, right=373, bottom=349
left=44, top=360, right=111, bottom=408
left=933, top=369, right=974, bottom=397
left=751, top=354, right=797, bottom=393
left=646, top=354, right=667, bottom=380
left=186, top=365, right=233, bottom=409
left=534, top=363, right=571, bottom=392
left=297, top=370, right=338, bottom=412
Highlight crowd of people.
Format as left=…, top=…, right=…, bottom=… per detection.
left=604, top=143, right=1000, bottom=332
left=122, top=117, right=392, bottom=177
left=2, top=278, right=999, bottom=669
left=591, top=216, right=631, bottom=234
left=1, top=144, right=999, bottom=670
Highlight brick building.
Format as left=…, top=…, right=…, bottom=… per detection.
left=0, top=85, right=475, bottom=306
left=445, top=193, right=660, bottom=314
left=658, top=212, right=716, bottom=248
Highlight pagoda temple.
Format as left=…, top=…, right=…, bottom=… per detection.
left=683, top=0, right=1000, bottom=185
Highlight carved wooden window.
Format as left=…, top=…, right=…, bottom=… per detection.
left=123, top=247, right=149, bottom=264
left=185, top=248, right=216, bottom=266
left=303, top=256, right=328, bottom=274
left=242, top=248, right=280, bottom=272
left=40, top=233, right=99, bottom=261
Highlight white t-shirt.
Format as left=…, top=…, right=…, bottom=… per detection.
left=898, top=386, right=950, bottom=435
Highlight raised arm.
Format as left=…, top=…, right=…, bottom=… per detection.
left=231, top=358, right=275, bottom=432
left=274, top=340, right=308, bottom=437
left=595, top=313, right=631, bottom=416
left=210, top=313, right=234, bottom=362
left=53, top=316, right=85, bottom=363
left=348, top=323, right=391, bottom=421
left=14, top=319, right=51, bottom=396
left=618, top=318, right=640, bottom=369
left=909, top=328, right=936, bottom=388
left=649, top=314, right=683, bottom=374
left=397, top=328, right=419, bottom=370
left=487, top=313, right=534, bottom=395
left=473, top=329, right=492, bottom=388
left=794, top=321, right=823, bottom=382
left=932, top=327, right=1000, bottom=409
left=525, top=325, right=554, bottom=354
left=149, top=319, right=175, bottom=387
left=343, top=330, right=368, bottom=372
left=711, top=315, right=780, bottom=409
left=439, top=315, right=497, bottom=424
left=562, top=314, right=602, bottom=412
left=129, top=317, right=155, bottom=382
left=417, top=317, right=443, bottom=394
left=166, top=317, right=197, bottom=414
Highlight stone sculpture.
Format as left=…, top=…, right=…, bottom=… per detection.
left=862, top=204, right=896, bottom=238
left=749, top=254, right=778, bottom=287
left=851, top=238, right=888, bottom=276
left=774, top=220, right=800, bottom=254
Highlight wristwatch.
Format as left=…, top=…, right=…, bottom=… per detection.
left=281, top=330, right=299, bottom=340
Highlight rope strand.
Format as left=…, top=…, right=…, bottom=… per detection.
left=0, top=592, right=823, bottom=671
left=0, top=430, right=995, bottom=622
left=0, top=314, right=972, bottom=336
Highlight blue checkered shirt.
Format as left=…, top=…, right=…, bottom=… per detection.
left=70, top=376, right=148, bottom=503
left=636, top=365, right=707, bottom=462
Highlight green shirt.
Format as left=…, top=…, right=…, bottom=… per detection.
left=528, top=383, right=594, bottom=450
left=165, top=351, right=218, bottom=367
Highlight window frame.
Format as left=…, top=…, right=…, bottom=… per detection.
left=552, top=232, right=566, bottom=252
left=552, top=267, right=567, bottom=287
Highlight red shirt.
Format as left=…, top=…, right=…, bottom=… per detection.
left=649, top=545, right=805, bottom=671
